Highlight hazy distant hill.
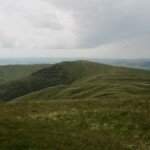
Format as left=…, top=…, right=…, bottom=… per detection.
left=0, top=64, right=50, bottom=85
left=0, top=58, right=150, bottom=70
left=93, top=58, right=150, bottom=70
left=0, top=58, right=68, bottom=65
left=0, top=60, right=149, bottom=101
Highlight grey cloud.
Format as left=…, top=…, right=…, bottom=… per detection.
left=0, top=32, right=14, bottom=48
left=34, top=20, right=62, bottom=30
left=101, top=34, right=150, bottom=58
left=50, top=0, right=150, bottom=48
left=32, top=15, right=63, bottom=30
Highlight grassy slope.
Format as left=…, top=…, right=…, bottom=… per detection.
left=0, top=98, right=149, bottom=149
left=0, top=60, right=150, bottom=101
left=13, top=61, right=150, bottom=102
left=0, top=64, right=50, bottom=85
left=0, top=61, right=114, bottom=101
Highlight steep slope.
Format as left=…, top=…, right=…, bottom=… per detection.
left=0, top=61, right=150, bottom=101
left=0, top=64, right=50, bottom=85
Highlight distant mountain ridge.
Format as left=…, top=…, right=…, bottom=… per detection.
left=94, top=58, right=150, bottom=70
left=0, top=58, right=150, bottom=70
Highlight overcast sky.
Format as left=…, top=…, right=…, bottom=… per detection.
left=0, top=0, right=150, bottom=58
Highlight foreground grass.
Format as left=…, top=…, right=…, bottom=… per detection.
left=0, top=98, right=150, bottom=149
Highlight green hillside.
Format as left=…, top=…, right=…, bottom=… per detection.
left=0, top=61, right=150, bottom=149
left=0, top=60, right=150, bottom=101
left=0, top=61, right=107, bottom=101
left=0, top=64, right=50, bottom=85
left=13, top=77, right=150, bottom=102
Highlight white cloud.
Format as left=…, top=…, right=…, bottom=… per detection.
left=0, top=0, right=78, bottom=49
